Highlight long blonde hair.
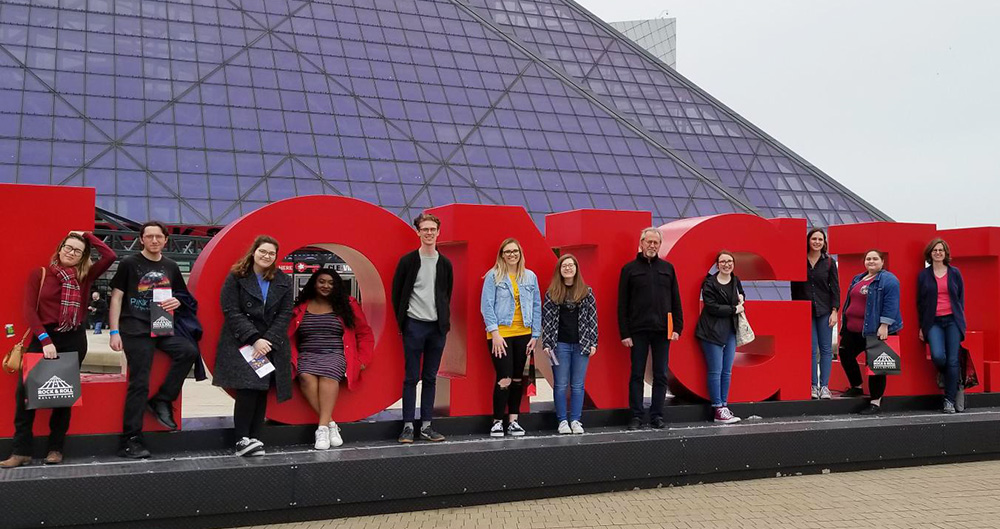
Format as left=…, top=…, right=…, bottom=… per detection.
left=547, top=254, right=588, bottom=304
left=486, top=238, right=526, bottom=284
left=51, top=233, right=93, bottom=281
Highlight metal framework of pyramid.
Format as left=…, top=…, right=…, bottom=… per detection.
left=0, top=0, right=887, bottom=228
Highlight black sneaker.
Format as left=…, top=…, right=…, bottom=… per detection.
left=235, top=437, right=264, bottom=457
left=148, top=399, right=177, bottom=430
left=650, top=416, right=667, bottom=429
left=859, top=403, right=882, bottom=415
left=398, top=425, right=414, bottom=444
left=627, top=417, right=643, bottom=430
left=419, top=426, right=445, bottom=442
left=841, top=387, right=865, bottom=398
left=118, top=436, right=151, bottom=459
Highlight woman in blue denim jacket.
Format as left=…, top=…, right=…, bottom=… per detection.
left=839, top=249, right=902, bottom=415
left=481, top=238, right=542, bottom=437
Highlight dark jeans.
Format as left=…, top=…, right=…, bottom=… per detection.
left=839, top=330, right=886, bottom=400
left=928, top=314, right=962, bottom=404
left=488, top=334, right=531, bottom=421
left=233, top=389, right=268, bottom=440
left=402, top=318, right=447, bottom=423
left=120, top=333, right=199, bottom=439
left=11, top=326, right=87, bottom=456
left=629, top=331, right=671, bottom=420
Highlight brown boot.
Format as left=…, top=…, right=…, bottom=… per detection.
left=44, top=451, right=63, bottom=465
left=0, top=455, right=32, bottom=469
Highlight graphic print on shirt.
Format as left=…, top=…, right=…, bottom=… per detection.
left=130, top=271, right=171, bottom=314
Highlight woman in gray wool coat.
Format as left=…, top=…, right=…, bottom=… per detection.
left=213, top=235, right=294, bottom=457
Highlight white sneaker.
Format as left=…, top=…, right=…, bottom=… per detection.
left=557, top=420, right=571, bottom=434
left=314, top=426, right=330, bottom=450
left=570, top=420, right=585, bottom=434
left=811, top=386, right=820, bottom=399
left=819, top=386, right=833, bottom=400
left=664, top=388, right=675, bottom=399
left=328, top=421, right=343, bottom=447
left=490, top=421, right=505, bottom=437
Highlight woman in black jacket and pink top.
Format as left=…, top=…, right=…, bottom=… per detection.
left=916, top=238, right=966, bottom=413
left=2, top=231, right=115, bottom=468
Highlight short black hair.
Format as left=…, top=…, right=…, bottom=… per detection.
left=139, top=220, right=168, bottom=238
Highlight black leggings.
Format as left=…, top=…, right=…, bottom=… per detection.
left=11, top=326, right=87, bottom=456
left=488, top=334, right=531, bottom=421
left=233, top=389, right=268, bottom=440
left=839, top=330, right=886, bottom=400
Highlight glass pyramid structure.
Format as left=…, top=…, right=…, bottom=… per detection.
left=0, top=0, right=887, bottom=228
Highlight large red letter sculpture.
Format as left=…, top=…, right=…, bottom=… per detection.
left=544, top=209, right=653, bottom=409
left=190, top=195, right=412, bottom=423
left=827, top=222, right=938, bottom=396
left=428, top=204, right=557, bottom=416
left=660, top=215, right=812, bottom=401
left=0, top=184, right=176, bottom=436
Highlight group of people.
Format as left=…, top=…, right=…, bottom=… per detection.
left=1, top=216, right=968, bottom=467
left=791, top=230, right=967, bottom=415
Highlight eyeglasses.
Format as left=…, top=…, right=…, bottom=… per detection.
left=61, top=245, right=84, bottom=256
left=502, top=249, right=521, bottom=256
left=142, top=234, right=166, bottom=241
left=718, top=260, right=734, bottom=265
left=418, top=227, right=439, bottom=233
left=931, top=249, right=946, bottom=253
left=256, top=249, right=277, bottom=258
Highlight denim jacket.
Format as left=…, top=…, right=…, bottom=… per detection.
left=480, top=269, right=542, bottom=338
left=841, top=269, right=903, bottom=336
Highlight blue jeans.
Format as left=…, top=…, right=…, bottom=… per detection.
left=553, top=342, right=590, bottom=422
left=811, top=313, right=833, bottom=387
left=928, top=314, right=962, bottom=404
left=700, top=333, right=737, bottom=407
left=94, top=320, right=103, bottom=334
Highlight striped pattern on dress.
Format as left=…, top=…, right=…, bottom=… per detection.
left=297, top=311, right=347, bottom=381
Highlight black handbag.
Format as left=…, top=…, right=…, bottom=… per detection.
left=23, top=351, right=82, bottom=410
left=959, top=345, right=980, bottom=389
left=865, top=336, right=902, bottom=375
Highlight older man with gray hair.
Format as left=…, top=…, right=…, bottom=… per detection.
left=617, top=227, right=683, bottom=430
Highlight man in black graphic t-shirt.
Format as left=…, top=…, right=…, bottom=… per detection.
left=108, top=221, right=198, bottom=459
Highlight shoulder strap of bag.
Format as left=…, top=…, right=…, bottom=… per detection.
left=20, top=267, right=46, bottom=346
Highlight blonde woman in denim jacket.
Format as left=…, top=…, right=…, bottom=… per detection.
left=481, top=238, right=541, bottom=437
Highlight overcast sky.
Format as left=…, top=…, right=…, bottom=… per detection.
left=574, top=0, right=1000, bottom=228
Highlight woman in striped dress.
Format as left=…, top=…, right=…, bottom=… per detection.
left=289, top=268, right=373, bottom=449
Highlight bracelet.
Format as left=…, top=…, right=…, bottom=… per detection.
left=109, top=330, right=120, bottom=336
left=38, top=332, right=49, bottom=341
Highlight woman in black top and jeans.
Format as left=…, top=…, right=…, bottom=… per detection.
left=790, top=228, right=840, bottom=400
left=541, top=254, right=597, bottom=435
left=695, top=250, right=744, bottom=424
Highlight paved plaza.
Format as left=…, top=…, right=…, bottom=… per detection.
left=233, top=460, right=1000, bottom=529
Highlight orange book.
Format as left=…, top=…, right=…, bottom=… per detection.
left=667, top=312, right=673, bottom=336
